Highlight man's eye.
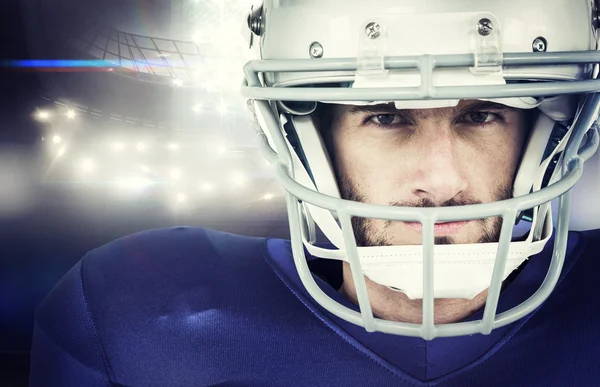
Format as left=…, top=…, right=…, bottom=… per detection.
left=369, top=114, right=402, bottom=126
left=463, top=112, right=496, bottom=124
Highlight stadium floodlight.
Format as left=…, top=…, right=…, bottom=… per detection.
left=263, top=193, right=274, bottom=200
left=52, top=135, right=62, bottom=145
left=66, top=109, right=76, bottom=120
left=36, top=110, right=51, bottom=121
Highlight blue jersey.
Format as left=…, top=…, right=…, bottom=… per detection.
left=30, top=227, right=600, bottom=386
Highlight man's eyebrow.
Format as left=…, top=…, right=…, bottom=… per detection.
left=347, top=104, right=402, bottom=116
left=347, top=101, right=512, bottom=119
left=456, top=101, right=512, bottom=113
left=347, top=103, right=415, bottom=121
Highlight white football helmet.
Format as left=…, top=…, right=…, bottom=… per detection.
left=242, top=0, right=600, bottom=339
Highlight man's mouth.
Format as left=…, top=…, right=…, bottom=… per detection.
left=402, top=221, right=470, bottom=236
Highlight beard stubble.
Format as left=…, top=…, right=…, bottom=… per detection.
left=338, top=176, right=513, bottom=247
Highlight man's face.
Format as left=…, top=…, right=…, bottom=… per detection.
left=329, top=99, right=529, bottom=247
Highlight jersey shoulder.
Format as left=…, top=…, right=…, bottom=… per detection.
left=31, top=227, right=275, bottom=385
left=82, top=226, right=269, bottom=288
left=78, top=226, right=275, bottom=328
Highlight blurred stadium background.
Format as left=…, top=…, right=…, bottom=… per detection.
left=1, top=0, right=600, bottom=386
left=1, top=1, right=291, bottom=385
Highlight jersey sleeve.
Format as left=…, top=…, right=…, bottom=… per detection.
left=29, top=256, right=112, bottom=387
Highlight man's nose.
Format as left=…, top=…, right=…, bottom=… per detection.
left=409, top=131, right=468, bottom=205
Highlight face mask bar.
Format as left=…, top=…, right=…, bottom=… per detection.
left=244, top=52, right=600, bottom=339
left=242, top=52, right=600, bottom=100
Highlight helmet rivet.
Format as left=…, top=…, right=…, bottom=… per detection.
left=247, top=5, right=264, bottom=36
left=532, top=37, right=547, bottom=52
left=365, top=22, right=381, bottom=39
left=477, top=18, right=493, bottom=36
left=309, top=42, right=324, bottom=58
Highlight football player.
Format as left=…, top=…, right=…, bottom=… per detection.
left=31, top=0, right=600, bottom=385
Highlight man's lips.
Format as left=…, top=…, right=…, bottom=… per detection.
left=402, top=221, right=470, bottom=235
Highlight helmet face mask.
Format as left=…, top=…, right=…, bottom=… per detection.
left=243, top=0, right=600, bottom=339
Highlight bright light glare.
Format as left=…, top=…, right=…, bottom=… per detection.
left=117, top=177, right=154, bottom=192
left=217, top=146, right=227, bottom=155
left=231, top=173, right=246, bottom=186
left=81, top=159, right=95, bottom=173
left=66, top=109, right=76, bottom=119
left=57, top=147, right=66, bottom=157
left=37, top=111, right=50, bottom=120
left=191, top=16, right=246, bottom=53
left=136, top=142, right=146, bottom=152
left=263, top=193, right=274, bottom=200
left=194, top=60, right=245, bottom=92
left=112, top=142, right=125, bottom=151
left=198, top=182, right=214, bottom=192
left=187, top=1, right=257, bottom=92
left=217, top=102, right=228, bottom=116
left=192, top=30, right=203, bottom=45
left=192, top=104, right=203, bottom=113
left=176, top=193, right=187, bottom=203
left=173, top=79, right=183, bottom=87
left=168, top=143, right=180, bottom=151
left=170, top=168, right=182, bottom=180
left=140, top=165, right=150, bottom=173
left=52, top=135, right=62, bottom=144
